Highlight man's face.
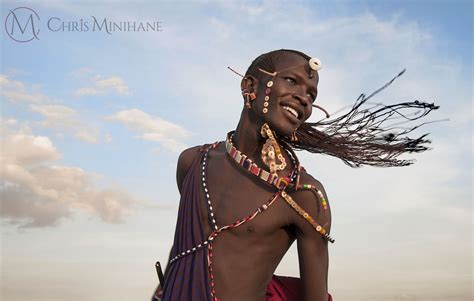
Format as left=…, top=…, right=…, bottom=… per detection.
left=254, top=54, right=319, bottom=136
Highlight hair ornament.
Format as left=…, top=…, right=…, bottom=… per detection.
left=308, top=57, right=322, bottom=71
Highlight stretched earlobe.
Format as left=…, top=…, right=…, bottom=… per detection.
left=242, top=89, right=256, bottom=108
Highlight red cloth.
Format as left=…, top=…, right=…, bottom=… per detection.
left=266, top=275, right=333, bottom=301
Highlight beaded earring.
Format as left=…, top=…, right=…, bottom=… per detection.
left=241, top=89, right=256, bottom=108
left=260, top=123, right=286, bottom=175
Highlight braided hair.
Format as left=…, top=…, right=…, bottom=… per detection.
left=245, top=49, right=439, bottom=167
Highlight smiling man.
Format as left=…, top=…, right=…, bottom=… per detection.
left=152, top=49, right=438, bottom=301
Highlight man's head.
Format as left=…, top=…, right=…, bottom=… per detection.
left=241, top=49, right=320, bottom=136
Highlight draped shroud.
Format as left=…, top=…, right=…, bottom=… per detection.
left=161, top=148, right=212, bottom=300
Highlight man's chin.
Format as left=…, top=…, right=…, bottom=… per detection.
left=265, top=122, right=295, bottom=138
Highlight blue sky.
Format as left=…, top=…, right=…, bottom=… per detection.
left=1, top=1, right=472, bottom=300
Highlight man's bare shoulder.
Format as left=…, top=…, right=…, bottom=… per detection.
left=296, top=168, right=329, bottom=202
left=299, top=168, right=325, bottom=190
left=176, top=145, right=202, bottom=193
left=289, top=167, right=332, bottom=233
left=177, top=145, right=202, bottom=172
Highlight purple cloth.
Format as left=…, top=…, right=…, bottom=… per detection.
left=161, top=148, right=212, bottom=300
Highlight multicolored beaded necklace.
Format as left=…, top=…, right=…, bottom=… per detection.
left=226, top=131, right=299, bottom=190
left=167, top=137, right=334, bottom=301
left=225, top=131, right=333, bottom=239
left=227, top=131, right=329, bottom=211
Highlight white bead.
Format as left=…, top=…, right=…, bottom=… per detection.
left=309, top=57, right=322, bottom=71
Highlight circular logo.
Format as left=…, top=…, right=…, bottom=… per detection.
left=4, top=7, right=40, bottom=42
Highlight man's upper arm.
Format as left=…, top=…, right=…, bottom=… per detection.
left=176, top=145, right=202, bottom=194
left=290, top=176, right=332, bottom=301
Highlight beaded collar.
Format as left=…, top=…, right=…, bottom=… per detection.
left=224, top=132, right=334, bottom=243
left=225, top=131, right=300, bottom=190
left=168, top=140, right=334, bottom=269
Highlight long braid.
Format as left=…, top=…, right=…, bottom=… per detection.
left=283, top=69, right=439, bottom=167
left=245, top=49, right=440, bottom=168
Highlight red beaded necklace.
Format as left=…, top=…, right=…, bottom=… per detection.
left=225, top=131, right=334, bottom=243
left=225, top=130, right=300, bottom=190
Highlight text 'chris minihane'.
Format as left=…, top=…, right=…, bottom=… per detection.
left=47, top=16, right=163, bottom=34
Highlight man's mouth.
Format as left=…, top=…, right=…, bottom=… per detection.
left=282, top=105, right=300, bottom=120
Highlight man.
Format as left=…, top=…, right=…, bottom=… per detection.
left=152, top=49, right=437, bottom=301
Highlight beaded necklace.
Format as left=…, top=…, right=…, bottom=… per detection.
left=225, top=131, right=300, bottom=190
left=167, top=139, right=334, bottom=301
left=225, top=131, right=334, bottom=241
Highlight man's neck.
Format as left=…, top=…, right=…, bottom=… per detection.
left=232, top=118, right=264, bottom=163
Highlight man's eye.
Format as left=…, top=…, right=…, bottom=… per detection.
left=285, top=77, right=296, bottom=85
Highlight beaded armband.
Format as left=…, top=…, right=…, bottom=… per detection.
left=296, top=184, right=328, bottom=211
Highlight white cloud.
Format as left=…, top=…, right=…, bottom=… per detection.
left=105, top=108, right=190, bottom=152
left=1, top=74, right=103, bottom=143
left=0, top=74, right=49, bottom=103
left=30, top=104, right=76, bottom=126
left=75, top=74, right=131, bottom=96
left=29, top=103, right=101, bottom=144
left=0, top=121, right=136, bottom=228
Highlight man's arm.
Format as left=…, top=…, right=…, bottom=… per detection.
left=290, top=176, right=332, bottom=301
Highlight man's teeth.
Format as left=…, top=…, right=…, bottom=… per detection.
left=283, top=106, right=299, bottom=118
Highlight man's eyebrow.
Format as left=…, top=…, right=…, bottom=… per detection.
left=286, top=71, right=318, bottom=93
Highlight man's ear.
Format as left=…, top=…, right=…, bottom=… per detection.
left=240, top=75, right=258, bottom=94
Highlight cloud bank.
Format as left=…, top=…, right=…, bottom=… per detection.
left=0, top=121, right=135, bottom=228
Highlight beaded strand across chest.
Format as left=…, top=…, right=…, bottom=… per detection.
left=225, top=132, right=334, bottom=243
left=167, top=139, right=334, bottom=301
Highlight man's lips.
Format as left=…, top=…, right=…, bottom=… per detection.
left=280, top=102, right=304, bottom=121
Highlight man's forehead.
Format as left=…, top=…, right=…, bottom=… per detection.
left=274, top=54, right=318, bottom=80
left=274, top=53, right=306, bottom=68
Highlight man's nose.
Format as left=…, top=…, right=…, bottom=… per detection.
left=292, top=89, right=310, bottom=107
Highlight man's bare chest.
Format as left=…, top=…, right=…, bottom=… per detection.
left=199, top=149, right=292, bottom=239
